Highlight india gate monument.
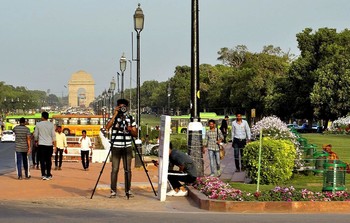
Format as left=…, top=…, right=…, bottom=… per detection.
left=68, top=70, right=95, bottom=107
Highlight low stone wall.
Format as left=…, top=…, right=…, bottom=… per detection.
left=188, top=186, right=350, bottom=213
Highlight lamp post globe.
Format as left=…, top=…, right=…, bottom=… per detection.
left=134, top=3, right=144, bottom=33
left=109, top=77, right=116, bottom=113
left=119, top=53, right=127, bottom=98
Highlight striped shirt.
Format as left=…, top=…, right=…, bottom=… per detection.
left=111, top=115, right=136, bottom=148
left=13, top=125, right=30, bottom=152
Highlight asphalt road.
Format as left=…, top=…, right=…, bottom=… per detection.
left=1, top=201, right=350, bottom=223
left=0, top=141, right=15, bottom=175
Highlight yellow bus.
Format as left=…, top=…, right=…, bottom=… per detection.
left=52, top=114, right=104, bottom=136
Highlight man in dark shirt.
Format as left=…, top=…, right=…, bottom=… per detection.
left=220, top=115, right=229, bottom=143
left=166, top=142, right=197, bottom=196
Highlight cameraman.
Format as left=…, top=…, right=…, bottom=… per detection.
left=106, top=99, right=138, bottom=198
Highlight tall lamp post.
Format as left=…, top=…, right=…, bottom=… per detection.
left=128, top=59, right=132, bottom=112
left=188, top=0, right=204, bottom=176
left=167, top=81, right=171, bottom=115
left=102, top=90, right=108, bottom=131
left=134, top=3, right=144, bottom=167
left=109, top=77, right=116, bottom=113
left=119, top=53, right=127, bottom=98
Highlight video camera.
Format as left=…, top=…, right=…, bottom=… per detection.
left=113, top=108, right=132, bottom=134
left=119, top=105, right=127, bottom=114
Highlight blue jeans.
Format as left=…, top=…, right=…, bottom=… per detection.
left=208, top=150, right=220, bottom=175
left=16, top=151, right=30, bottom=178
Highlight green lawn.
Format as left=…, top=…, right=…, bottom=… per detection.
left=140, top=114, right=162, bottom=127
left=231, top=133, right=350, bottom=193
left=301, top=133, right=350, bottom=163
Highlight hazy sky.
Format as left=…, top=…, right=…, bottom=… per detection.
left=1, top=0, right=349, bottom=97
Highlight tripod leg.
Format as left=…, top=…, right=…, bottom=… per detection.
left=133, top=139, right=157, bottom=196
left=90, top=147, right=112, bottom=199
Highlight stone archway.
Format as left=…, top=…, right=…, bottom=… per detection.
left=68, top=70, right=95, bottom=107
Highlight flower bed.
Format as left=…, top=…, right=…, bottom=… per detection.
left=193, top=176, right=350, bottom=201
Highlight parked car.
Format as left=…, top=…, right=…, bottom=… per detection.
left=1, top=130, right=15, bottom=142
left=298, top=123, right=320, bottom=133
left=287, top=124, right=300, bottom=129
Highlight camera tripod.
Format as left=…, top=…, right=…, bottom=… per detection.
left=90, top=114, right=157, bottom=200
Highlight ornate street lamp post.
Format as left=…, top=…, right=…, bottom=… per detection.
left=134, top=3, right=144, bottom=167
left=119, top=53, right=127, bottom=98
left=128, top=59, right=132, bottom=112
left=109, top=77, right=116, bottom=115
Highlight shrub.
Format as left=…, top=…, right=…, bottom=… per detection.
left=251, top=116, right=297, bottom=141
left=243, top=137, right=296, bottom=185
left=251, top=116, right=303, bottom=168
left=326, top=116, right=350, bottom=134
left=171, top=137, right=188, bottom=153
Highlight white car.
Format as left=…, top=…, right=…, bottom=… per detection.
left=1, top=130, right=15, bottom=142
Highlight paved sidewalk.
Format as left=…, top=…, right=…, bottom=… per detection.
left=0, top=159, right=204, bottom=212
left=0, top=145, right=242, bottom=212
left=204, top=143, right=246, bottom=182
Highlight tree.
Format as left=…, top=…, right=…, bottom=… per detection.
left=288, top=28, right=350, bottom=126
left=217, top=45, right=248, bottom=68
left=170, top=66, right=192, bottom=114
left=310, top=29, right=350, bottom=120
left=218, top=45, right=291, bottom=118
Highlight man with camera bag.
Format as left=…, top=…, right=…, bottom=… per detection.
left=106, top=99, right=138, bottom=198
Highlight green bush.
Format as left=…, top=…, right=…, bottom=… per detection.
left=171, top=137, right=188, bottom=153
left=243, top=137, right=296, bottom=185
left=140, top=126, right=159, bottom=143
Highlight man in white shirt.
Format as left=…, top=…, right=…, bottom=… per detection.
left=79, top=130, right=93, bottom=171
left=231, top=113, right=251, bottom=172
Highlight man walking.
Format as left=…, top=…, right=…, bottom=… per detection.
left=204, top=119, right=224, bottom=177
left=54, top=125, right=67, bottom=170
left=13, top=117, right=31, bottom=180
left=231, top=113, right=251, bottom=172
left=34, top=112, right=56, bottom=180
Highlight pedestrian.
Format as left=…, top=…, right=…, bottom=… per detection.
left=153, top=142, right=197, bottom=197
left=31, top=131, right=40, bottom=169
left=220, top=115, right=229, bottom=143
left=231, top=113, right=251, bottom=172
left=54, top=125, right=67, bottom=170
left=105, top=98, right=137, bottom=198
left=13, top=117, right=31, bottom=180
left=78, top=130, right=93, bottom=171
left=203, top=119, right=224, bottom=177
left=34, top=111, right=56, bottom=180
